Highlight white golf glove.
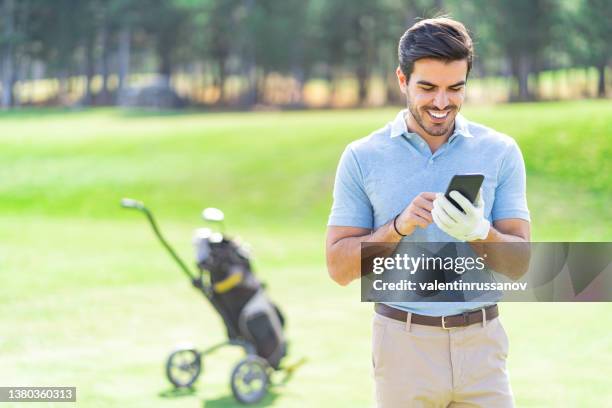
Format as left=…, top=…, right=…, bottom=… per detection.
left=432, top=190, right=490, bottom=241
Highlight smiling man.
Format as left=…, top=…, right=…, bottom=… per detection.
left=326, top=17, right=530, bottom=407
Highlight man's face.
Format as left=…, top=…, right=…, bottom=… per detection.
left=397, top=58, right=467, bottom=137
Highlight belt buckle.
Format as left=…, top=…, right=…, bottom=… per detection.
left=441, top=315, right=450, bottom=329
left=442, top=312, right=470, bottom=329
left=462, top=311, right=470, bottom=326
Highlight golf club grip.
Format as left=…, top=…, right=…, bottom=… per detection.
left=121, top=198, right=143, bottom=209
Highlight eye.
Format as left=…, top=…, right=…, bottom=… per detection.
left=419, top=86, right=434, bottom=91
left=449, top=86, right=464, bottom=92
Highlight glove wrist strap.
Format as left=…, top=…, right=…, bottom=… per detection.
left=467, top=219, right=491, bottom=241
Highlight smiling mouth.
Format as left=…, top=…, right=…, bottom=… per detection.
left=427, top=110, right=449, bottom=119
left=425, top=109, right=454, bottom=124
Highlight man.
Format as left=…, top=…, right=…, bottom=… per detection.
left=325, top=17, right=530, bottom=407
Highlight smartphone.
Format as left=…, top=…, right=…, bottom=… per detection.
left=444, top=174, right=484, bottom=212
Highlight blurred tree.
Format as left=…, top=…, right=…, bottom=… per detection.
left=1, top=0, right=15, bottom=107
left=111, top=0, right=143, bottom=94
left=24, top=1, right=78, bottom=100
left=474, top=0, right=559, bottom=101
left=196, top=0, right=241, bottom=105
left=319, top=0, right=398, bottom=105
left=446, top=0, right=503, bottom=78
left=0, top=0, right=606, bottom=108
left=139, top=0, right=193, bottom=86
left=575, top=0, right=611, bottom=97
left=249, top=0, right=308, bottom=104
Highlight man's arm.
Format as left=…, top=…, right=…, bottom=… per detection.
left=326, top=192, right=436, bottom=286
left=470, top=218, right=531, bottom=281
left=326, top=225, right=394, bottom=287
left=470, top=138, right=531, bottom=281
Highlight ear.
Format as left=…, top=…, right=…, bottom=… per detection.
left=396, top=66, right=408, bottom=95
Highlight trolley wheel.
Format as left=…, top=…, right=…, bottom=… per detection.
left=230, top=356, right=270, bottom=404
left=166, top=348, right=202, bottom=388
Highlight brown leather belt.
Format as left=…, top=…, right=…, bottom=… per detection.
left=375, top=303, right=499, bottom=329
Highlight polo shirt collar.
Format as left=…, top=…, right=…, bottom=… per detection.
left=389, top=109, right=473, bottom=140
left=452, top=113, right=473, bottom=139
left=389, top=110, right=409, bottom=138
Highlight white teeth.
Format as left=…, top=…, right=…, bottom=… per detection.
left=429, top=111, right=448, bottom=119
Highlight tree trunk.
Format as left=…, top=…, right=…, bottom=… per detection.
left=20, top=57, right=30, bottom=104
left=58, top=70, right=69, bottom=101
left=158, top=46, right=172, bottom=88
left=385, top=44, right=401, bottom=105
left=84, top=38, right=94, bottom=105
left=289, top=43, right=305, bottom=106
left=291, top=64, right=305, bottom=106
left=2, top=0, right=15, bottom=108
left=100, top=21, right=110, bottom=104
left=255, top=68, right=266, bottom=105
left=240, top=61, right=256, bottom=107
left=118, top=26, right=131, bottom=92
left=532, top=69, right=540, bottom=101
left=597, top=62, right=606, bottom=98
left=159, top=62, right=171, bottom=87
left=326, top=67, right=335, bottom=108
left=11, top=52, right=23, bottom=106
left=217, top=58, right=226, bottom=104
left=518, top=54, right=531, bottom=101
left=511, top=53, right=532, bottom=101
left=356, top=64, right=368, bottom=106
left=387, top=71, right=402, bottom=105
left=239, top=0, right=256, bottom=108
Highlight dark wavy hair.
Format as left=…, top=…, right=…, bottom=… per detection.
left=398, top=17, right=474, bottom=79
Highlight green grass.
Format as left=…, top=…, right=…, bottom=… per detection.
left=1, top=101, right=611, bottom=407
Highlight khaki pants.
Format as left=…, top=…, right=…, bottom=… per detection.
left=372, top=311, right=514, bottom=408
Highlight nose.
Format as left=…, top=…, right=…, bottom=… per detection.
left=433, top=91, right=449, bottom=110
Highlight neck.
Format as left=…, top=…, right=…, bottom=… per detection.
left=405, top=111, right=454, bottom=153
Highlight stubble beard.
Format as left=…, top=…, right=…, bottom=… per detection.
left=406, top=94, right=457, bottom=137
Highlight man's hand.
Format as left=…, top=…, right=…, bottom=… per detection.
left=432, top=190, right=490, bottom=241
left=395, top=192, right=437, bottom=236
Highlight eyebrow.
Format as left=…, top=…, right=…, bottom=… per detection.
left=416, top=80, right=466, bottom=88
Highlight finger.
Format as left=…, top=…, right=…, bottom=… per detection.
left=433, top=196, right=442, bottom=211
left=449, top=190, right=475, bottom=215
left=437, top=195, right=466, bottom=223
left=432, top=209, right=445, bottom=228
left=432, top=197, right=445, bottom=216
left=420, top=192, right=437, bottom=201
left=432, top=210, right=455, bottom=235
left=435, top=206, right=457, bottom=228
left=414, top=206, right=433, bottom=223
left=411, top=213, right=430, bottom=229
left=432, top=207, right=454, bottom=230
left=415, top=196, right=434, bottom=212
left=476, top=188, right=484, bottom=208
left=434, top=196, right=459, bottom=223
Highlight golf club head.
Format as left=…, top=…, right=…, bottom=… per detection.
left=120, top=198, right=145, bottom=210
left=202, top=207, right=224, bottom=223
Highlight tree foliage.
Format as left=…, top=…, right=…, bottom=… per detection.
left=0, top=0, right=608, bottom=107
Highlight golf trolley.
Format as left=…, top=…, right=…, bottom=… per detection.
left=121, top=198, right=302, bottom=404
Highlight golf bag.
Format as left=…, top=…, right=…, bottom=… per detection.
left=193, top=229, right=287, bottom=369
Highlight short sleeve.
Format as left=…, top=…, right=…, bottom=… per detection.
left=327, top=145, right=374, bottom=228
left=491, top=140, right=530, bottom=222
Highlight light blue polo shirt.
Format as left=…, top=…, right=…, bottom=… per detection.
left=328, top=110, right=530, bottom=317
